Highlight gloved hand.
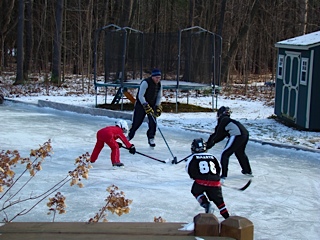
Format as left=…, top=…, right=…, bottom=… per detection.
left=143, top=103, right=154, bottom=115
left=206, top=141, right=214, bottom=150
left=129, top=144, right=136, bottom=154
left=154, top=105, right=162, bottom=117
left=117, top=142, right=123, bottom=148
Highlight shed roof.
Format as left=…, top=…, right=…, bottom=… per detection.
left=275, top=31, right=320, bottom=50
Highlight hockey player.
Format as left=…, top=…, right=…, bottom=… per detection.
left=127, top=68, right=163, bottom=147
left=206, top=106, right=253, bottom=182
left=90, top=120, right=136, bottom=168
left=185, top=138, right=230, bottom=219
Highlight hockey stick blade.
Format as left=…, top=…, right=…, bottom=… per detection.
left=172, top=154, right=193, bottom=164
left=171, top=156, right=178, bottom=164
left=223, top=179, right=252, bottom=191
left=238, top=179, right=252, bottom=191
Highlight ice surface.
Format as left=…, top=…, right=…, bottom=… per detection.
left=0, top=102, right=319, bottom=240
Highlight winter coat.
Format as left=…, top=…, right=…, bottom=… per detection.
left=206, top=115, right=248, bottom=149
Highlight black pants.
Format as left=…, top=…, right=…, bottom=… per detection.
left=221, top=135, right=252, bottom=177
left=128, top=102, right=156, bottom=140
left=191, top=182, right=229, bottom=219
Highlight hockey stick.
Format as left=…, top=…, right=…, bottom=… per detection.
left=121, top=146, right=169, bottom=164
left=222, top=179, right=252, bottom=191
left=151, top=115, right=177, bottom=163
left=172, top=153, right=193, bottom=164
left=135, top=150, right=170, bottom=164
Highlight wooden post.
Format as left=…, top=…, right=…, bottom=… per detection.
left=193, top=213, right=219, bottom=236
left=220, top=216, right=254, bottom=240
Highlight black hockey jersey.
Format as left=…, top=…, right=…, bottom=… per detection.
left=207, top=115, right=249, bottom=149
left=185, top=153, right=221, bottom=181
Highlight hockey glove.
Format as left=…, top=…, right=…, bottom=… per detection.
left=143, top=103, right=154, bottom=115
left=206, top=141, right=214, bottom=150
left=155, top=105, right=162, bottom=117
left=129, top=144, right=136, bottom=154
left=117, top=142, right=123, bottom=148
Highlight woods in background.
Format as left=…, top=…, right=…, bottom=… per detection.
left=0, top=0, right=319, bottom=87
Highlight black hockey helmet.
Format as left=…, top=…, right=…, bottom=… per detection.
left=217, top=106, right=231, bottom=118
left=191, top=138, right=207, bottom=153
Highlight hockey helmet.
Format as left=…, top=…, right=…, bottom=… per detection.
left=191, top=138, right=207, bottom=153
left=115, top=120, right=129, bottom=133
left=217, top=106, right=231, bottom=118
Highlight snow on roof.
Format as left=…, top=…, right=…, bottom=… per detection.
left=275, top=30, right=320, bottom=49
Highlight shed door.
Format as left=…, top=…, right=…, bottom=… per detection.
left=281, top=52, right=300, bottom=121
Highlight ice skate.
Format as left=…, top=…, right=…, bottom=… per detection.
left=148, top=138, right=156, bottom=147
left=113, top=162, right=124, bottom=169
left=201, top=203, right=214, bottom=214
left=220, top=176, right=226, bottom=185
left=241, top=170, right=254, bottom=177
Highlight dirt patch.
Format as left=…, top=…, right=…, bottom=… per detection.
left=97, top=102, right=214, bottom=113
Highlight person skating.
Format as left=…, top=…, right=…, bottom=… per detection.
left=90, top=120, right=136, bottom=168
left=185, top=138, right=230, bottom=219
left=127, top=68, right=163, bottom=147
left=206, top=106, right=253, bottom=183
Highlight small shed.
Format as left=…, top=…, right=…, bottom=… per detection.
left=274, top=31, right=320, bottom=130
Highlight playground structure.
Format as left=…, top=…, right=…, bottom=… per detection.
left=93, top=24, right=222, bottom=112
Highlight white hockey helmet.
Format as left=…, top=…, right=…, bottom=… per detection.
left=115, top=119, right=129, bottom=133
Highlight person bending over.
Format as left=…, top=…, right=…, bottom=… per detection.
left=90, top=120, right=136, bottom=168
left=206, top=106, right=253, bottom=183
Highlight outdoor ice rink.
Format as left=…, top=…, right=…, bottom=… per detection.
left=1, top=102, right=319, bottom=240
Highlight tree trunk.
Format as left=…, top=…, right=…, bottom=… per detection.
left=0, top=0, right=16, bottom=74
left=23, top=0, right=34, bottom=81
left=300, top=0, right=308, bottom=34
left=189, top=0, right=194, bottom=27
left=15, top=0, right=24, bottom=85
left=215, top=0, right=226, bottom=86
left=86, top=0, right=94, bottom=93
left=51, top=0, right=64, bottom=85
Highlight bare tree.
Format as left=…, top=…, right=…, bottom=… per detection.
left=1, top=0, right=319, bottom=90
left=51, top=0, right=64, bottom=85
left=300, top=0, right=308, bottom=34
left=23, top=0, right=34, bottom=81
left=220, top=0, right=261, bottom=84
left=0, top=0, right=16, bottom=73
left=15, top=0, right=24, bottom=85
left=34, top=0, right=49, bottom=73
